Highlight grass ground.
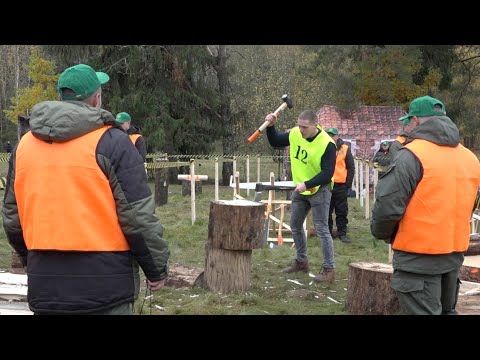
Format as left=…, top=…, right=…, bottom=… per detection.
left=0, top=181, right=388, bottom=315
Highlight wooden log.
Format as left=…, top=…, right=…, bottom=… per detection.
left=182, top=180, right=202, bottom=196
left=466, top=233, right=480, bottom=256
left=204, top=246, right=251, bottom=293
left=164, top=263, right=203, bottom=288
left=154, top=168, right=169, bottom=206
left=207, top=200, right=266, bottom=250
left=460, top=255, right=480, bottom=283
left=345, top=262, right=400, bottom=315
left=457, top=281, right=480, bottom=315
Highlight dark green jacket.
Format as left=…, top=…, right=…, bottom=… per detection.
left=2, top=100, right=169, bottom=314
left=370, top=116, right=465, bottom=274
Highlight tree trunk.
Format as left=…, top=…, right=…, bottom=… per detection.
left=345, top=262, right=400, bottom=315
left=181, top=180, right=202, bottom=196
left=207, top=200, right=266, bottom=250
left=203, top=199, right=265, bottom=293
left=154, top=168, right=169, bottom=206
left=460, top=255, right=480, bottom=283
left=215, top=45, right=234, bottom=186
left=466, top=233, right=480, bottom=256
left=204, top=246, right=251, bottom=293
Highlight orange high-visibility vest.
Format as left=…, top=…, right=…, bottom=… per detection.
left=130, top=134, right=142, bottom=145
left=333, top=144, right=348, bottom=183
left=15, top=127, right=129, bottom=251
left=396, top=135, right=407, bottom=145
left=393, top=139, right=480, bottom=254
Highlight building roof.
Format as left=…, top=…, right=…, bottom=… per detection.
left=317, top=105, right=406, bottom=158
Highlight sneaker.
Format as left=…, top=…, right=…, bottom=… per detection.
left=313, top=268, right=335, bottom=283
left=281, top=259, right=309, bottom=273
left=339, top=235, right=351, bottom=243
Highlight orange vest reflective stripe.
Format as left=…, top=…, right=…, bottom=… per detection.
left=396, top=135, right=407, bottom=144
left=15, top=127, right=129, bottom=251
left=393, top=139, right=480, bottom=254
left=130, top=134, right=141, bottom=145
left=333, top=144, right=348, bottom=183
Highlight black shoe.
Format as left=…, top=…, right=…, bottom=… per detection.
left=339, top=235, right=351, bottom=243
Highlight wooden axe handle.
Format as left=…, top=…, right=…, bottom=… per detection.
left=247, top=102, right=288, bottom=143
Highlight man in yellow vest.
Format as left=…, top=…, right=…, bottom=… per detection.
left=325, top=128, right=354, bottom=243
left=371, top=95, right=480, bottom=315
left=264, top=110, right=337, bottom=282
left=115, top=112, right=147, bottom=162
left=2, top=64, right=169, bottom=315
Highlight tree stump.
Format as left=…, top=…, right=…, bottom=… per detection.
left=154, top=168, right=169, bottom=206
left=182, top=180, right=202, bottom=196
left=204, top=200, right=265, bottom=293
left=460, top=255, right=480, bottom=283
left=345, top=262, right=400, bottom=315
left=466, top=233, right=480, bottom=256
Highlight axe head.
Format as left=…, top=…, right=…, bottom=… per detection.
left=282, top=94, right=294, bottom=109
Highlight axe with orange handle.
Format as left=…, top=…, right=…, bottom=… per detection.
left=247, top=94, right=294, bottom=143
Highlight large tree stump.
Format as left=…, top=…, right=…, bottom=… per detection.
left=345, top=262, right=400, bottom=315
left=205, top=247, right=252, bottom=293
left=207, top=200, right=266, bottom=250
left=182, top=180, right=202, bottom=196
left=466, top=233, right=480, bottom=256
left=460, top=255, right=480, bottom=283
left=154, top=168, right=169, bottom=206
left=204, top=200, right=265, bottom=293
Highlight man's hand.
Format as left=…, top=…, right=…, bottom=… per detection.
left=294, top=182, right=307, bottom=193
left=265, top=113, right=277, bottom=127
left=146, top=278, right=166, bottom=291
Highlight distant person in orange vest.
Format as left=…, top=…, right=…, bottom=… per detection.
left=115, top=112, right=147, bottom=162
left=325, top=128, right=354, bottom=243
left=2, top=64, right=169, bottom=315
left=371, top=95, right=480, bottom=315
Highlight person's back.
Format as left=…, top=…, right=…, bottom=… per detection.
left=115, top=112, right=147, bottom=162
left=371, top=95, right=480, bottom=315
left=2, top=64, right=169, bottom=315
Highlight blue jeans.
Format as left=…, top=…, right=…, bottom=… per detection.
left=290, top=185, right=334, bottom=269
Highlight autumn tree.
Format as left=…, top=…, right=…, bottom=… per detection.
left=4, top=48, right=58, bottom=124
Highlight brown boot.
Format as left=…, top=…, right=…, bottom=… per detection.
left=313, top=267, right=335, bottom=283
left=281, top=259, right=309, bottom=273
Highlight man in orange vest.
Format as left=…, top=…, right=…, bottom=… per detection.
left=2, top=64, right=169, bottom=315
left=371, top=95, right=480, bottom=315
left=115, top=112, right=147, bottom=162
left=325, top=128, right=354, bottom=243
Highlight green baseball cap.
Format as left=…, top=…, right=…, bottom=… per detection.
left=399, top=95, right=446, bottom=126
left=57, top=64, right=109, bottom=101
left=115, top=112, right=131, bottom=123
left=326, top=127, right=338, bottom=135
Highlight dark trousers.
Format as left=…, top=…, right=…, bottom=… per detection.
left=391, top=269, right=461, bottom=315
left=328, top=183, right=348, bottom=236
